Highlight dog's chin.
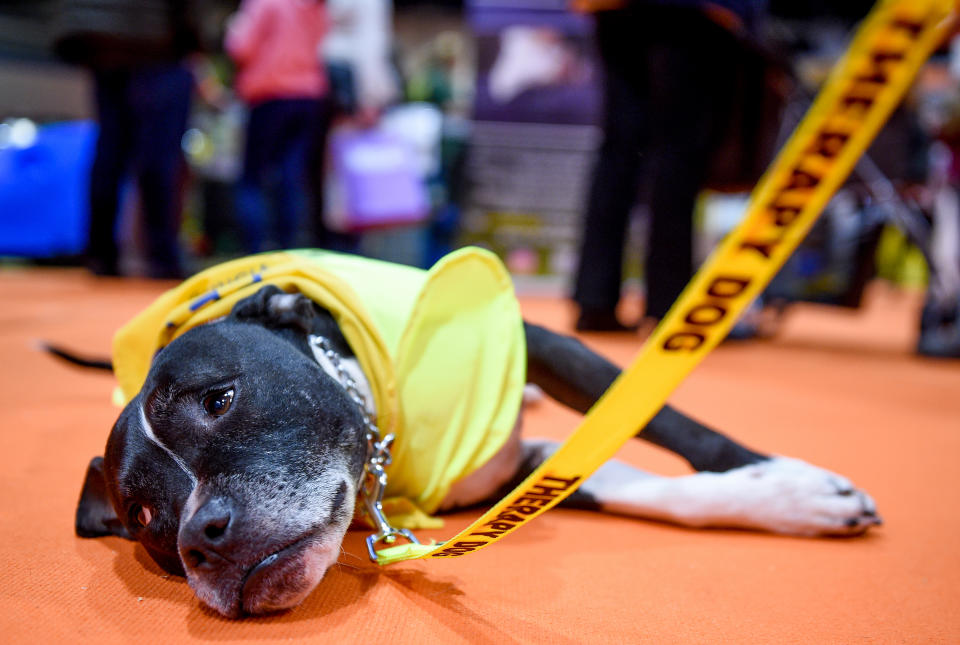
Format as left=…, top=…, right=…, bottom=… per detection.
left=187, top=534, right=340, bottom=619
left=240, top=535, right=339, bottom=616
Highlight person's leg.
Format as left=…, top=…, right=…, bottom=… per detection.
left=305, top=95, right=333, bottom=243
left=270, top=98, right=326, bottom=250
left=86, top=70, right=133, bottom=275
left=642, top=11, right=738, bottom=319
left=130, top=64, right=193, bottom=278
left=918, top=181, right=960, bottom=358
left=306, top=94, right=360, bottom=253
left=236, top=101, right=282, bottom=254
left=572, top=9, right=648, bottom=330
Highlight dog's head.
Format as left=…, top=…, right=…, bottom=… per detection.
left=76, top=286, right=368, bottom=617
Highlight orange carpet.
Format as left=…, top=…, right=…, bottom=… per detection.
left=1, top=267, right=958, bottom=643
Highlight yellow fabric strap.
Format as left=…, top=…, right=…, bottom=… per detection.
left=375, top=0, right=957, bottom=565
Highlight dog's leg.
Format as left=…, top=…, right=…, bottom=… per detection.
left=519, top=440, right=881, bottom=536
left=524, top=322, right=765, bottom=472
left=521, top=323, right=881, bottom=535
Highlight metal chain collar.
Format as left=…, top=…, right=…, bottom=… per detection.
left=307, top=335, right=419, bottom=561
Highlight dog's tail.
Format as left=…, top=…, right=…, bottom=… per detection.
left=40, top=342, right=113, bottom=371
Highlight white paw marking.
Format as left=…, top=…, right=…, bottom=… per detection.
left=701, top=457, right=882, bottom=536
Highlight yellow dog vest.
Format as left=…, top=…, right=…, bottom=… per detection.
left=112, top=247, right=526, bottom=528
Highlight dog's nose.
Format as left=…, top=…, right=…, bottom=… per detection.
left=179, top=496, right=234, bottom=570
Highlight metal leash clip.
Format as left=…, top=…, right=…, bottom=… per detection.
left=359, top=432, right=420, bottom=561
left=308, top=335, right=420, bottom=561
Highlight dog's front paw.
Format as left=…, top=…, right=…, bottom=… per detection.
left=719, top=457, right=882, bottom=536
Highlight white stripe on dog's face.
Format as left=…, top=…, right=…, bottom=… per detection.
left=139, top=404, right=198, bottom=486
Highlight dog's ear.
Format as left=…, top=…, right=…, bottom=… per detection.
left=76, top=456, right=131, bottom=539
left=230, top=284, right=317, bottom=334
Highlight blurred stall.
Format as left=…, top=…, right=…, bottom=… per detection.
left=456, top=0, right=604, bottom=286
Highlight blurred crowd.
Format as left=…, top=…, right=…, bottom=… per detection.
left=52, top=0, right=406, bottom=278
left=0, top=0, right=957, bottom=356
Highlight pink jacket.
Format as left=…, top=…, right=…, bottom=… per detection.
left=225, top=0, right=329, bottom=104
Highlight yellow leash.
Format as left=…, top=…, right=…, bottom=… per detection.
left=374, top=0, right=958, bottom=565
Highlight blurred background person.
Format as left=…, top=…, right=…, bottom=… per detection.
left=225, top=0, right=329, bottom=253
left=571, top=0, right=768, bottom=331
left=312, top=0, right=401, bottom=251
left=915, top=32, right=960, bottom=358
left=323, top=0, right=399, bottom=123
left=52, top=0, right=202, bottom=279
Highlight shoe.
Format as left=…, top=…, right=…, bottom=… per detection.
left=916, top=298, right=960, bottom=359
left=83, top=255, right=120, bottom=277
left=146, top=265, right=187, bottom=281
left=575, top=309, right=638, bottom=333
left=726, top=297, right=764, bottom=341
left=917, top=326, right=960, bottom=358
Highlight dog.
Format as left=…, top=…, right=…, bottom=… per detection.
left=72, top=248, right=880, bottom=618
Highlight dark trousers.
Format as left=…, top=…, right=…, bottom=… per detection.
left=87, top=65, right=192, bottom=278
left=237, top=97, right=329, bottom=253
left=573, top=7, right=740, bottom=319
left=304, top=90, right=360, bottom=253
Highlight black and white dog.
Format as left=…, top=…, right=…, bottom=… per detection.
left=74, top=284, right=880, bottom=618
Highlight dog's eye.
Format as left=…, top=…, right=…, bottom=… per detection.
left=202, top=389, right=234, bottom=416
left=130, top=504, right=153, bottom=528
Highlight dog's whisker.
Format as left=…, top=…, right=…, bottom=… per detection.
left=333, top=560, right=363, bottom=571
left=338, top=547, right=366, bottom=563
